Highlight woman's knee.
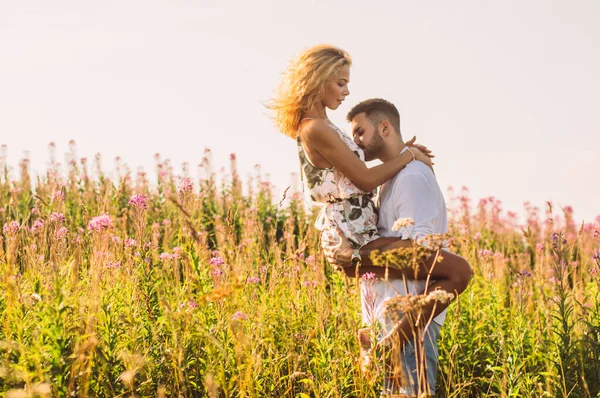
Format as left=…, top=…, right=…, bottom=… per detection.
left=455, top=256, right=473, bottom=290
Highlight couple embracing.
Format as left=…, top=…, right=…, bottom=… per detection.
left=269, top=45, right=472, bottom=397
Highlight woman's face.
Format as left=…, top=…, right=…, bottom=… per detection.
left=321, top=65, right=350, bottom=110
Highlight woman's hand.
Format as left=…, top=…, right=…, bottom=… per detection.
left=409, top=147, right=435, bottom=173
left=406, top=136, right=435, bottom=160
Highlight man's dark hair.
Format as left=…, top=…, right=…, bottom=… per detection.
left=346, top=98, right=401, bottom=134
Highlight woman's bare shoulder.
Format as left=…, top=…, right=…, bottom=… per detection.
left=299, top=119, right=337, bottom=145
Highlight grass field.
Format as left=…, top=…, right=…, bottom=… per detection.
left=0, top=146, right=599, bottom=397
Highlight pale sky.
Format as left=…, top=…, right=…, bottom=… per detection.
left=1, top=0, right=599, bottom=223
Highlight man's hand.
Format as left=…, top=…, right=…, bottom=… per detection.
left=321, top=227, right=354, bottom=269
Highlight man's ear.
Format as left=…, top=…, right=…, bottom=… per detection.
left=381, top=120, right=391, bottom=137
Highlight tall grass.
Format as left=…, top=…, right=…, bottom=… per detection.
left=0, top=144, right=598, bottom=397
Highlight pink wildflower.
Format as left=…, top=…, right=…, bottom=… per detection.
left=128, top=194, right=148, bottom=210
left=232, top=311, right=248, bottom=321
left=49, top=212, right=65, bottom=224
left=210, top=268, right=224, bottom=279
left=246, top=276, right=260, bottom=284
left=31, top=219, right=45, bottom=234
left=210, top=256, right=225, bottom=266
left=479, top=249, right=492, bottom=258
left=519, top=270, right=532, bottom=278
left=473, top=233, right=481, bottom=240
left=159, top=252, right=173, bottom=261
left=3, top=221, right=20, bottom=236
left=305, top=255, right=315, bottom=265
left=55, top=227, right=68, bottom=240
left=302, top=280, right=317, bottom=287
left=564, top=206, right=573, bottom=214
left=188, top=300, right=199, bottom=309
left=124, top=238, right=137, bottom=247
left=87, top=214, right=113, bottom=232
left=361, top=272, right=377, bottom=281
left=105, top=261, right=121, bottom=269
left=51, top=190, right=65, bottom=202
left=536, top=243, right=544, bottom=252
left=176, top=177, right=193, bottom=194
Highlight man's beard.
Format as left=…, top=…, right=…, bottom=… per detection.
left=362, top=128, right=385, bottom=161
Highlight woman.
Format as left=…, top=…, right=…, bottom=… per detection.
left=268, top=44, right=435, bottom=255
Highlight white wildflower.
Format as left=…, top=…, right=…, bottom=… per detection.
left=391, top=217, right=414, bottom=232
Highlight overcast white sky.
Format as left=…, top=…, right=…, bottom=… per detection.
left=1, top=0, right=599, bottom=223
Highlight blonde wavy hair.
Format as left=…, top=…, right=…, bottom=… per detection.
left=268, top=45, right=352, bottom=139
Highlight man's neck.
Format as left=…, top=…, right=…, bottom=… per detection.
left=379, top=137, right=405, bottom=162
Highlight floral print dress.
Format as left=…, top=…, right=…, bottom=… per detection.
left=297, top=119, right=379, bottom=248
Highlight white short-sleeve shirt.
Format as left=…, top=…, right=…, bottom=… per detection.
left=375, top=147, right=449, bottom=325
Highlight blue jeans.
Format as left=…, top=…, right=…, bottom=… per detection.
left=381, top=321, right=441, bottom=397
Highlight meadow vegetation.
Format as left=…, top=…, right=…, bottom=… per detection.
left=0, top=144, right=598, bottom=397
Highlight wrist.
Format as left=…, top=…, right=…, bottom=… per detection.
left=398, top=150, right=412, bottom=166
left=351, top=248, right=362, bottom=266
left=406, top=147, right=416, bottom=162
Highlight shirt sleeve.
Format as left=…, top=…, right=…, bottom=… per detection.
left=389, top=172, right=439, bottom=244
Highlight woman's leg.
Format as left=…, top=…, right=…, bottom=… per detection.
left=379, top=248, right=472, bottom=347
left=362, top=238, right=472, bottom=304
left=358, top=237, right=472, bottom=346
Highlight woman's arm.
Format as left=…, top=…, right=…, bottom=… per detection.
left=302, top=120, right=430, bottom=192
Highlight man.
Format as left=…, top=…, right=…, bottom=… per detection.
left=323, top=98, right=471, bottom=397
